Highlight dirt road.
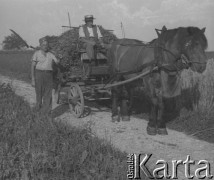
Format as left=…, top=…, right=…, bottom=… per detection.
left=1, top=75, right=214, bottom=180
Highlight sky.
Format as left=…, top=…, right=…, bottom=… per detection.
left=0, top=0, right=214, bottom=50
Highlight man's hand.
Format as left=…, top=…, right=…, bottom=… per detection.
left=100, top=42, right=105, bottom=48
left=58, top=53, right=63, bottom=60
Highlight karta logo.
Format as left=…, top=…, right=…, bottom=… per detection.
left=127, top=154, right=213, bottom=179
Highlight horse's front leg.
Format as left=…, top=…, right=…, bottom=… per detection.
left=147, top=96, right=158, bottom=135
left=157, top=95, right=168, bottom=135
left=146, top=77, right=159, bottom=135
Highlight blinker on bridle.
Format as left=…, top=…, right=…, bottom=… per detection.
left=184, top=40, right=192, bottom=48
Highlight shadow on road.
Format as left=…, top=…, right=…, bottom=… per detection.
left=52, top=104, right=69, bottom=118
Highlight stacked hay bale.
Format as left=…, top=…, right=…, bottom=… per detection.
left=43, top=26, right=117, bottom=72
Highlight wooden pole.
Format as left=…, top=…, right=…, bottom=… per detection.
left=121, top=22, right=125, bottom=38
left=68, top=12, right=71, bottom=28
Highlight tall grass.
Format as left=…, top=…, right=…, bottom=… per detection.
left=168, top=59, right=214, bottom=142
left=181, top=58, right=214, bottom=111
left=0, top=83, right=132, bottom=179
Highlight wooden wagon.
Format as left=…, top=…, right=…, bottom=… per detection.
left=54, top=47, right=112, bottom=118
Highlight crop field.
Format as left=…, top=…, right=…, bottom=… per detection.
left=0, top=50, right=33, bottom=82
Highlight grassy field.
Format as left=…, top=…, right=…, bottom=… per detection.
left=0, top=50, right=33, bottom=82
left=0, top=83, right=135, bottom=180
left=0, top=50, right=214, bottom=144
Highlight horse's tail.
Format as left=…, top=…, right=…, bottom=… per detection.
left=107, top=42, right=118, bottom=75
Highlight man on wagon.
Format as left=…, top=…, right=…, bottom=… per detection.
left=31, top=37, right=60, bottom=116
left=79, top=15, right=105, bottom=78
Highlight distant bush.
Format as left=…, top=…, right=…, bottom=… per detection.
left=2, top=33, right=26, bottom=50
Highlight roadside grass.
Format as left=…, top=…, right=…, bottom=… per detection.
left=0, top=83, right=134, bottom=180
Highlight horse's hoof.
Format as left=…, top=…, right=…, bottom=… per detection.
left=112, top=115, right=120, bottom=122
left=147, top=126, right=157, bottom=136
left=157, top=128, right=168, bottom=135
left=122, top=116, right=130, bottom=121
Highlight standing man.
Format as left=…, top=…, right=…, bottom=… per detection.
left=31, top=37, right=60, bottom=116
left=79, top=15, right=104, bottom=78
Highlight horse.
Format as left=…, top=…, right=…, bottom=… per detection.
left=107, top=26, right=208, bottom=135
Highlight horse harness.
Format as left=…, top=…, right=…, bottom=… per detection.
left=114, top=29, right=197, bottom=77
left=103, top=28, right=206, bottom=89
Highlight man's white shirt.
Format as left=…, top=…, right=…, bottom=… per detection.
left=79, top=26, right=103, bottom=38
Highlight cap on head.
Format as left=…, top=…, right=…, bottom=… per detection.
left=84, top=15, right=95, bottom=22
left=39, top=37, right=48, bottom=45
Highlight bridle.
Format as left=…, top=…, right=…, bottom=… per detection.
left=182, top=39, right=207, bottom=65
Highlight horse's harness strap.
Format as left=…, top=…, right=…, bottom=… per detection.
left=116, top=45, right=130, bottom=70
left=114, top=60, right=156, bottom=76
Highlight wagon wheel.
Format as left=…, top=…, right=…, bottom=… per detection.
left=68, top=83, right=84, bottom=118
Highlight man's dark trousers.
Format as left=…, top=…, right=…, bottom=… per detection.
left=35, top=70, right=53, bottom=115
left=83, top=41, right=98, bottom=77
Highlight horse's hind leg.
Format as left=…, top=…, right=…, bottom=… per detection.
left=128, top=87, right=134, bottom=115
left=120, top=85, right=131, bottom=121
left=120, top=99, right=130, bottom=121
left=111, top=87, right=120, bottom=122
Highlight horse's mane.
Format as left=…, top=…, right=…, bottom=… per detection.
left=161, top=26, right=208, bottom=50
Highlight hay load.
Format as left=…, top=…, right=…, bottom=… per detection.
left=43, top=26, right=117, bottom=71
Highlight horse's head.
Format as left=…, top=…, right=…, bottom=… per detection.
left=181, top=27, right=208, bottom=73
